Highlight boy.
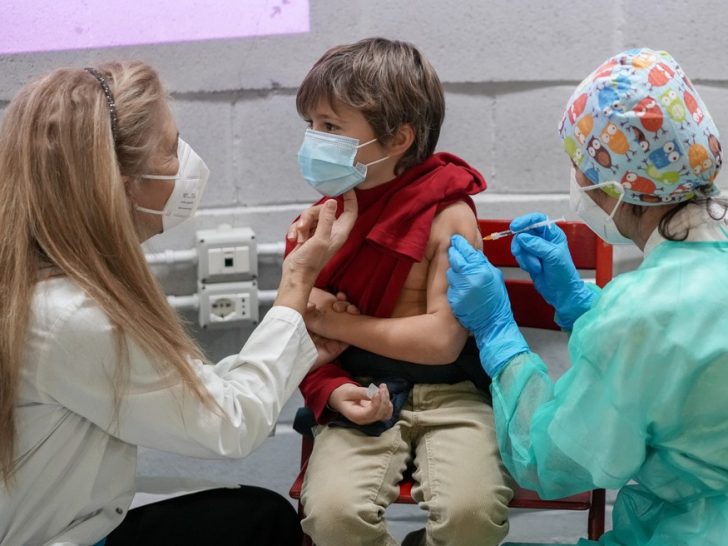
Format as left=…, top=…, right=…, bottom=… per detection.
left=286, top=38, right=512, bottom=546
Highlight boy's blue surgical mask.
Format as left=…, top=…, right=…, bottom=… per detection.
left=297, top=129, right=389, bottom=196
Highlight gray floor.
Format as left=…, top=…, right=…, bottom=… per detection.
left=136, top=327, right=615, bottom=544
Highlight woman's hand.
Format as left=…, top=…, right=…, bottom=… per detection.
left=328, top=383, right=393, bottom=425
left=510, top=212, right=595, bottom=329
left=287, top=190, right=357, bottom=247
left=286, top=204, right=322, bottom=244
left=309, top=333, right=349, bottom=370
left=275, top=192, right=357, bottom=313
left=447, top=234, right=529, bottom=377
left=447, top=235, right=512, bottom=334
left=303, top=289, right=337, bottom=337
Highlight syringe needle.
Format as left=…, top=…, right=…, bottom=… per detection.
left=483, top=216, right=565, bottom=242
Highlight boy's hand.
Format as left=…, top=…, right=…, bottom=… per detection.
left=332, top=292, right=360, bottom=314
left=328, top=383, right=393, bottom=425
left=287, top=190, right=358, bottom=246
left=303, top=289, right=358, bottom=338
left=307, top=289, right=360, bottom=314
left=309, top=333, right=349, bottom=369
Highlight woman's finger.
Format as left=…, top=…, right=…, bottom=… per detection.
left=330, top=191, right=357, bottom=252
left=292, top=204, right=323, bottom=243
left=450, top=234, right=484, bottom=264
left=311, top=199, right=337, bottom=243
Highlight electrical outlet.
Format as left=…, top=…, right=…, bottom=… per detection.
left=198, top=281, right=258, bottom=328
left=209, top=296, right=237, bottom=320
left=197, top=225, right=257, bottom=283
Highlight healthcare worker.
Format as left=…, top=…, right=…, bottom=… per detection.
left=447, top=48, right=728, bottom=545
left=0, top=61, right=356, bottom=546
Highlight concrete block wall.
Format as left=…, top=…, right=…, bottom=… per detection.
left=2, top=0, right=728, bottom=358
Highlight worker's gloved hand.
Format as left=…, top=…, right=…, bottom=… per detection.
left=510, top=212, right=595, bottom=329
left=447, top=235, right=529, bottom=377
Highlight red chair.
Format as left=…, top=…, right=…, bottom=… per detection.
left=290, top=218, right=612, bottom=545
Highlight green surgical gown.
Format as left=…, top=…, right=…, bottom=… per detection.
left=492, top=238, right=728, bottom=545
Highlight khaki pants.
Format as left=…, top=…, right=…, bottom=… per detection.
left=301, top=381, right=513, bottom=546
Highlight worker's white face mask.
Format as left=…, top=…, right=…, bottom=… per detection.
left=135, top=138, right=210, bottom=232
left=569, top=167, right=632, bottom=245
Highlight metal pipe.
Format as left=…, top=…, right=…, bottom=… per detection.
left=146, top=249, right=198, bottom=266
left=257, top=290, right=278, bottom=305
left=167, top=294, right=199, bottom=310
left=145, top=242, right=285, bottom=266
left=257, top=242, right=286, bottom=256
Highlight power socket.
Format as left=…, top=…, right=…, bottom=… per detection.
left=198, top=280, right=258, bottom=328
left=209, top=296, right=238, bottom=320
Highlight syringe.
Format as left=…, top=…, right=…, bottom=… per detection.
left=483, top=216, right=566, bottom=241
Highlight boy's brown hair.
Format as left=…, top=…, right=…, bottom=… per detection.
left=296, top=37, right=445, bottom=175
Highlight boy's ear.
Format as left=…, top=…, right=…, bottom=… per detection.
left=386, top=123, right=415, bottom=157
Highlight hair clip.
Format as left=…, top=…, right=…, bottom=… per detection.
left=84, top=67, right=119, bottom=146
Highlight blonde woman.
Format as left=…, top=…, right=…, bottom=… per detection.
left=0, top=61, right=356, bottom=546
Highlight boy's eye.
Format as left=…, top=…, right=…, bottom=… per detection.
left=324, top=122, right=338, bottom=132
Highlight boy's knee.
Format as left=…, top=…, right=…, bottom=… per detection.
left=429, top=483, right=512, bottom=544
left=448, top=487, right=509, bottom=523
left=303, top=478, right=390, bottom=541
left=304, top=488, right=382, bottom=527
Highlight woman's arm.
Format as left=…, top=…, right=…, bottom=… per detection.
left=40, top=304, right=316, bottom=459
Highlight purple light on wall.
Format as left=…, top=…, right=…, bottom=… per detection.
left=1, top=0, right=310, bottom=55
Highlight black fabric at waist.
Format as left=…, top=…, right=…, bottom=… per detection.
left=339, top=337, right=490, bottom=391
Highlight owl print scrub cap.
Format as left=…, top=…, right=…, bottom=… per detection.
left=560, top=48, right=722, bottom=205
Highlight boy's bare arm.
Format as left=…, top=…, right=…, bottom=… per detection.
left=305, top=201, right=481, bottom=364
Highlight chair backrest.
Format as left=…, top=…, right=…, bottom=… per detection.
left=478, top=219, right=613, bottom=330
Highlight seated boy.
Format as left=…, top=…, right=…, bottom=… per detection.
left=286, top=38, right=513, bottom=546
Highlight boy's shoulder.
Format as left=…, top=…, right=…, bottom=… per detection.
left=431, top=198, right=479, bottom=229
left=426, top=200, right=481, bottom=256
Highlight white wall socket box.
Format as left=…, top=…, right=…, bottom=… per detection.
left=196, top=225, right=257, bottom=283
left=198, top=280, right=259, bottom=328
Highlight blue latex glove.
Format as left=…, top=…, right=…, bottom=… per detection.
left=510, top=212, right=596, bottom=329
left=447, top=235, right=529, bottom=377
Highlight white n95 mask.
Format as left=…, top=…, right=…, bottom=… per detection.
left=136, top=138, right=210, bottom=232
left=297, top=129, right=389, bottom=196
left=569, top=167, right=632, bottom=245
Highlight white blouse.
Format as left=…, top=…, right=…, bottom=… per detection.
left=0, top=277, right=316, bottom=546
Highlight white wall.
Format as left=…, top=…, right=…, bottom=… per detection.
left=3, top=0, right=728, bottom=357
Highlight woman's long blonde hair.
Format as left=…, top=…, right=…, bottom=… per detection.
left=0, top=61, right=213, bottom=486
